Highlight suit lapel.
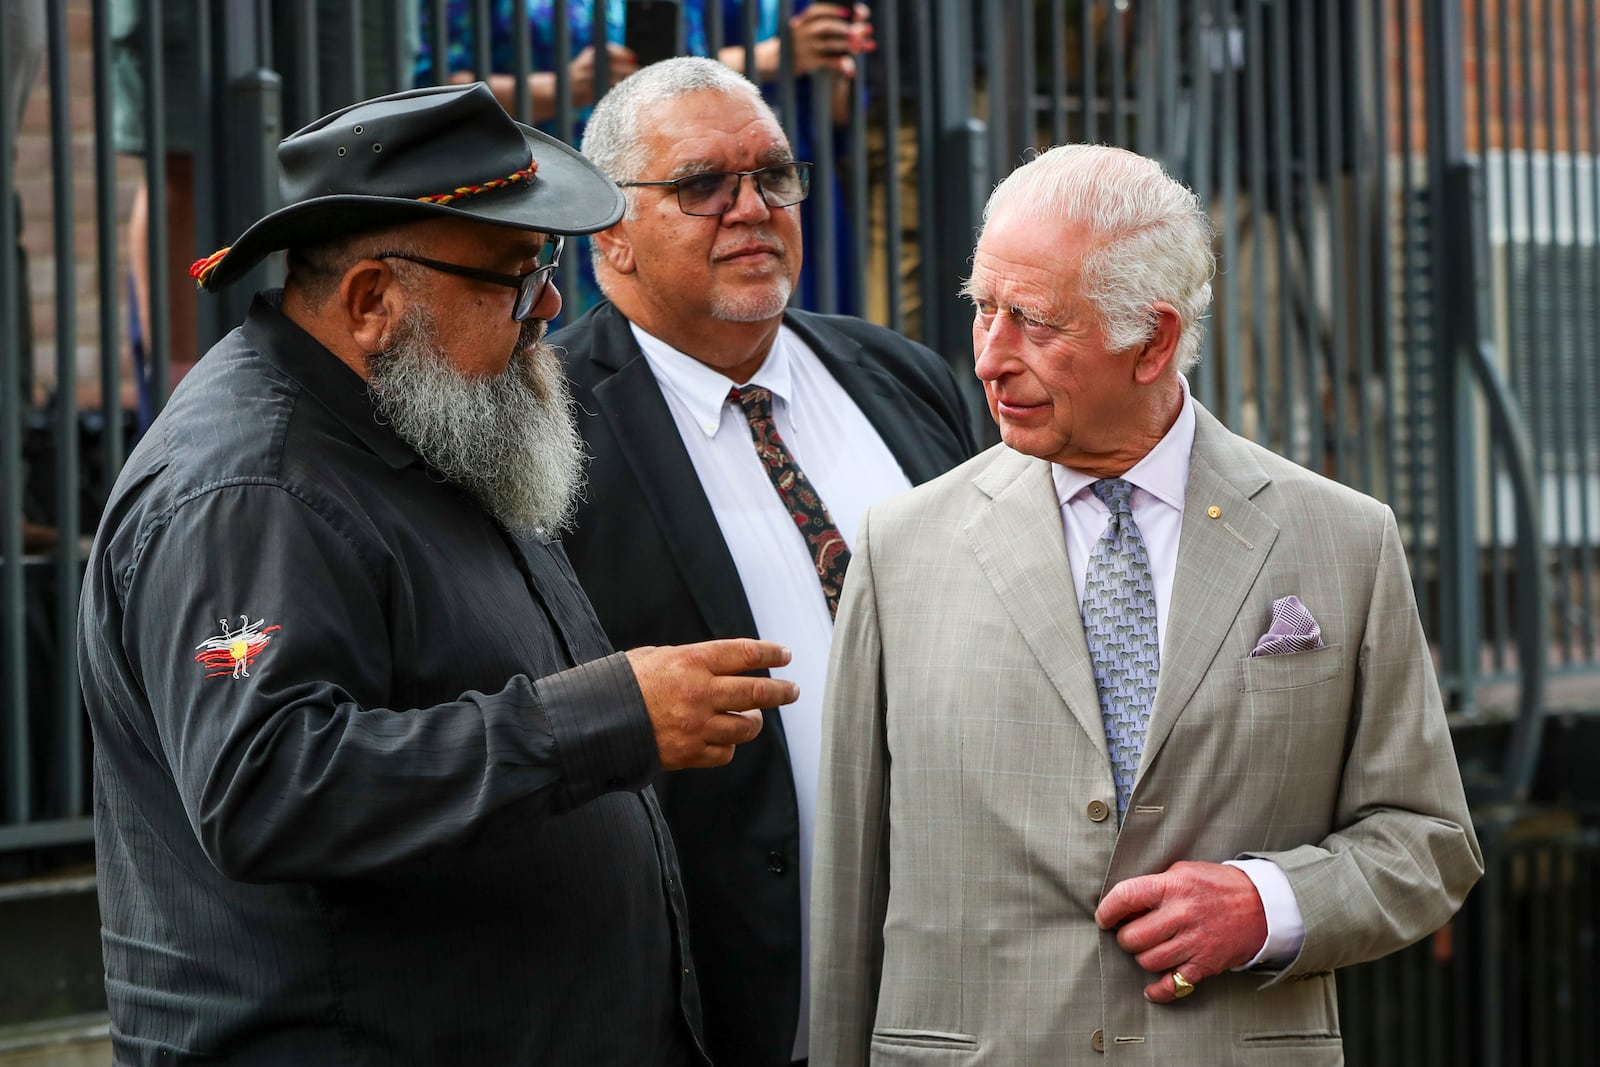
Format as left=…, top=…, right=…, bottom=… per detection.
left=584, top=306, right=762, bottom=643
left=1136, top=406, right=1278, bottom=785
left=965, top=450, right=1108, bottom=754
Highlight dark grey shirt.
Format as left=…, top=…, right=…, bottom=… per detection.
left=78, top=293, right=703, bottom=1066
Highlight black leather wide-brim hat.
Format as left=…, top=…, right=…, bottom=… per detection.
left=192, top=81, right=624, bottom=291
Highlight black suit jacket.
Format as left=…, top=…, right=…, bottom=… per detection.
left=553, top=301, right=978, bottom=1066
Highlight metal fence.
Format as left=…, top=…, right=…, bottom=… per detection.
left=1, top=0, right=1598, bottom=1051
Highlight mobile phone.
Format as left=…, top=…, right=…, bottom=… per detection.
left=624, top=0, right=684, bottom=69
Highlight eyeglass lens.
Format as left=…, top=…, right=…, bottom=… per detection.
left=677, top=164, right=810, bottom=216
left=513, top=235, right=563, bottom=321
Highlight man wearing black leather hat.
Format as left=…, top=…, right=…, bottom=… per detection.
left=78, top=82, right=798, bottom=1065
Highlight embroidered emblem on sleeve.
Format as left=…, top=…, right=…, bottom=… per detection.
left=194, top=615, right=281, bottom=679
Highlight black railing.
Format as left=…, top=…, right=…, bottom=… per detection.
left=1, top=0, right=1598, bottom=1052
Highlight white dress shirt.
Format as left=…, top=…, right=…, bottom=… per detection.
left=633, top=322, right=912, bottom=1058
left=1052, top=377, right=1305, bottom=970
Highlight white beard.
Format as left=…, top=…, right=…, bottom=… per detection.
left=367, top=307, right=586, bottom=535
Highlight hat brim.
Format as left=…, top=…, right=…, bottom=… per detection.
left=199, top=122, right=623, bottom=291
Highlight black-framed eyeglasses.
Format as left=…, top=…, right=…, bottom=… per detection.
left=375, top=234, right=563, bottom=321
left=617, top=163, right=813, bottom=217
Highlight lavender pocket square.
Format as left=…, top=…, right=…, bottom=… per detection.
left=1250, top=595, right=1324, bottom=657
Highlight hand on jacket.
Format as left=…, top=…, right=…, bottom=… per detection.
left=1095, top=860, right=1270, bottom=1003
left=627, top=638, right=797, bottom=769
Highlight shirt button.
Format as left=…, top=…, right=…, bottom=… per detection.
left=606, top=776, right=625, bottom=789
left=766, top=851, right=788, bottom=874
left=1091, top=1028, right=1105, bottom=1053
left=1086, top=799, right=1110, bottom=822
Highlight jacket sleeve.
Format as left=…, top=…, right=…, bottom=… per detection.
left=110, top=481, right=660, bottom=883
left=1244, top=507, right=1484, bottom=978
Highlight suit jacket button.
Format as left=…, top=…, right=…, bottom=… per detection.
left=1086, top=799, right=1110, bottom=822
left=1091, top=1028, right=1105, bottom=1052
left=767, top=851, right=788, bottom=874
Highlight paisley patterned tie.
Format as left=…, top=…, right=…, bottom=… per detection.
left=1080, top=478, right=1160, bottom=822
left=730, top=385, right=852, bottom=619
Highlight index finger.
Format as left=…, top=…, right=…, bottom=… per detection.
left=1095, top=873, right=1166, bottom=929
left=695, top=637, right=794, bottom=675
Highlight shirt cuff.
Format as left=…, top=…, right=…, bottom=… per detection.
left=1224, top=858, right=1306, bottom=970
left=535, top=652, right=660, bottom=807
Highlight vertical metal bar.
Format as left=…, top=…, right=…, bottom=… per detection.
left=706, top=0, right=723, bottom=53
left=778, top=0, right=798, bottom=156
left=554, top=2, right=576, bottom=300
left=1322, top=2, right=1350, bottom=486
left=347, top=0, right=365, bottom=104
left=1352, top=0, right=1376, bottom=494
left=472, top=0, right=492, bottom=95
left=143, top=0, right=171, bottom=413
left=429, top=0, right=449, bottom=86
left=1398, top=0, right=1428, bottom=621
left=191, top=1, right=220, bottom=355
left=883, top=0, right=904, bottom=335
left=1215, top=0, right=1242, bottom=429
left=1425, top=0, right=1478, bottom=708
left=94, top=0, right=123, bottom=481
left=1374, top=0, right=1395, bottom=519
left=1294, top=4, right=1323, bottom=472
left=1269, top=4, right=1295, bottom=464
left=589, top=0, right=607, bottom=105
left=0, top=0, right=30, bottom=825
left=1582, top=0, right=1600, bottom=665
left=741, top=0, right=760, bottom=84
left=1543, top=0, right=1574, bottom=665
left=1472, top=0, right=1509, bottom=672
left=847, top=50, right=869, bottom=319
left=1498, top=0, right=1521, bottom=672
left=1561, top=0, right=1595, bottom=666
left=1080, top=0, right=1096, bottom=145
left=1049, top=0, right=1065, bottom=146
left=510, top=0, right=532, bottom=125
left=1244, top=0, right=1268, bottom=444
left=1108, top=0, right=1127, bottom=146
left=293, top=0, right=318, bottom=122
left=45, top=0, right=81, bottom=817
left=912, top=0, right=939, bottom=350
left=810, top=71, right=837, bottom=314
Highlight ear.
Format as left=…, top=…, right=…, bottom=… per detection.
left=592, top=222, right=637, bottom=275
left=341, top=259, right=404, bottom=359
left=1132, top=301, right=1182, bottom=385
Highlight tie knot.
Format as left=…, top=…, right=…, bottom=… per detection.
left=730, top=385, right=775, bottom=422
left=1090, top=477, right=1135, bottom=518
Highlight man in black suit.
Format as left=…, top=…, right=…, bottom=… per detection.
left=552, top=57, right=977, bottom=1067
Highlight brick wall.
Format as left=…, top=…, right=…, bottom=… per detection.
left=14, top=0, right=140, bottom=405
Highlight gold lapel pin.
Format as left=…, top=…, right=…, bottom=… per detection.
left=1206, top=505, right=1221, bottom=519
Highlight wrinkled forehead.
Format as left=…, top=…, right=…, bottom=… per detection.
left=643, top=90, right=792, bottom=174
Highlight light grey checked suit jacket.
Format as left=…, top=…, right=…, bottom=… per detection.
left=810, top=403, right=1482, bottom=1066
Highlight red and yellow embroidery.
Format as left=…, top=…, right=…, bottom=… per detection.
left=194, top=615, right=281, bottom=679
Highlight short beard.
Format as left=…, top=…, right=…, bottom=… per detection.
left=709, top=228, right=793, bottom=323
left=366, top=306, right=586, bottom=536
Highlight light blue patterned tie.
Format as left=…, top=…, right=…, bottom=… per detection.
left=1080, top=478, right=1160, bottom=822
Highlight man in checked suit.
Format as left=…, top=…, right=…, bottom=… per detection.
left=550, top=58, right=977, bottom=1067
left=810, top=144, right=1483, bottom=1064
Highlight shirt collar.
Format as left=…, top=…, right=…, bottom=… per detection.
left=243, top=290, right=420, bottom=470
left=631, top=322, right=795, bottom=437
left=1052, top=374, right=1196, bottom=511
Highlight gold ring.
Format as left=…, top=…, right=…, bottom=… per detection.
left=1171, top=971, right=1196, bottom=998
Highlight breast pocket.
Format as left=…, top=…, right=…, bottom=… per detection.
left=1241, top=643, right=1343, bottom=692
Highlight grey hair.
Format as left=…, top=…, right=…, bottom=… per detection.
left=581, top=56, right=782, bottom=217
left=977, top=144, right=1216, bottom=373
